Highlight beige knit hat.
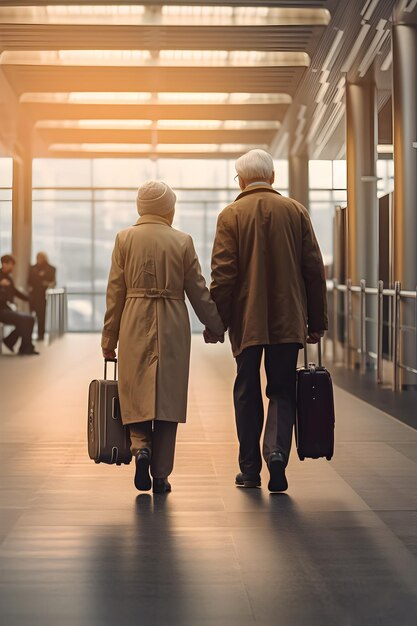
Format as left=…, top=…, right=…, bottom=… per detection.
left=136, top=180, right=176, bottom=216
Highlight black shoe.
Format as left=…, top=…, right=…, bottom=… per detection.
left=268, top=452, right=288, bottom=492
left=18, top=348, right=40, bottom=356
left=3, top=336, right=15, bottom=352
left=134, top=449, right=151, bottom=491
left=153, top=478, right=171, bottom=494
left=235, top=472, right=261, bottom=488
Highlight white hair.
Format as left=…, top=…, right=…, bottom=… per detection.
left=235, top=149, right=274, bottom=181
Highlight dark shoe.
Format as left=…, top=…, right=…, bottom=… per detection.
left=268, top=452, right=288, bottom=492
left=235, top=472, right=261, bottom=488
left=153, top=478, right=171, bottom=494
left=3, top=336, right=15, bottom=352
left=18, top=348, right=40, bottom=356
left=134, top=449, right=151, bottom=491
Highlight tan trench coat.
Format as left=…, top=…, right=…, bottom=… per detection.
left=210, top=185, right=328, bottom=357
left=101, top=214, right=224, bottom=425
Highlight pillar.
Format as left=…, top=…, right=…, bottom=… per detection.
left=392, top=20, right=417, bottom=387
left=346, top=76, right=378, bottom=367
left=12, top=154, right=32, bottom=291
left=288, top=154, right=309, bottom=210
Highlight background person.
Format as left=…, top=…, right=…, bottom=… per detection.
left=28, top=252, right=56, bottom=341
left=102, top=180, right=224, bottom=494
left=0, top=254, right=39, bottom=356
left=208, top=149, right=327, bottom=493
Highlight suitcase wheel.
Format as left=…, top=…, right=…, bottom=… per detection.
left=299, top=456, right=305, bottom=461
left=326, top=456, right=332, bottom=461
left=116, top=462, right=121, bottom=466
left=94, top=460, right=100, bottom=464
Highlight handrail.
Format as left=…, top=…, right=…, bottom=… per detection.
left=327, top=278, right=417, bottom=391
left=46, top=288, right=67, bottom=343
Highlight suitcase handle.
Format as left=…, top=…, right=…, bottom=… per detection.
left=104, top=358, right=117, bottom=380
left=304, top=338, right=322, bottom=369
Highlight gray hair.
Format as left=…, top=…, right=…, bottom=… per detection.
left=235, top=149, right=274, bottom=181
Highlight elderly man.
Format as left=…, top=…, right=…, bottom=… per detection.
left=209, top=149, right=327, bottom=492
left=0, top=254, right=39, bottom=355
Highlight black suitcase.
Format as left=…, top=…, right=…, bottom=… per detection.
left=87, top=358, right=132, bottom=465
left=296, top=340, right=335, bottom=461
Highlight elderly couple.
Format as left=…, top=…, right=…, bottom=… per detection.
left=102, top=149, right=328, bottom=494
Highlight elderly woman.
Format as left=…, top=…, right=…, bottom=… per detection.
left=101, top=181, right=224, bottom=494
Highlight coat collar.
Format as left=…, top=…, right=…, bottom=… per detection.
left=133, top=214, right=172, bottom=227
left=235, top=185, right=281, bottom=202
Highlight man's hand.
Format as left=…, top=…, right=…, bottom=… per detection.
left=0, top=278, right=10, bottom=286
left=203, top=328, right=225, bottom=344
left=102, top=349, right=116, bottom=359
left=306, top=330, right=325, bottom=344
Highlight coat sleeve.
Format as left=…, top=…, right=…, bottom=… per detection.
left=300, top=208, right=328, bottom=332
left=101, top=234, right=127, bottom=351
left=184, top=236, right=225, bottom=336
left=210, top=210, right=238, bottom=328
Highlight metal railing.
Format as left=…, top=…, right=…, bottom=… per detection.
left=328, top=279, right=417, bottom=391
left=46, top=288, right=68, bottom=343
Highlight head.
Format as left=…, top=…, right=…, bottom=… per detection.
left=36, top=251, right=48, bottom=265
left=136, top=180, right=176, bottom=222
left=235, top=149, right=275, bottom=190
left=1, top=254, right=16, bottom=274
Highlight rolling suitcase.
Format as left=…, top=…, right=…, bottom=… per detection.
left=296, top=340, right=335, bottom=461
left=87, top=358, right=132, bottom=465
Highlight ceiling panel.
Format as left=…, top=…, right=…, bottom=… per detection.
left=2, top=64, right=307, bottom=96
left=20, top=102, right=290, bottom=121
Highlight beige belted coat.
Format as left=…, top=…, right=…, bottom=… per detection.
left=101, top=214, right=224, bottom=425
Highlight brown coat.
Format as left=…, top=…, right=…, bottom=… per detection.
left=101, top=214, right=224, bottom=424
left=210, top=185, right=328, bottom=357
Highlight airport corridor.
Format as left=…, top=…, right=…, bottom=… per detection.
left=1, top=335, right=417, bottom=625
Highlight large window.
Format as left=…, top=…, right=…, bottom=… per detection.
left=32, top=158, right=289, bottom=331
left=0, top=158, right=13, bottom=255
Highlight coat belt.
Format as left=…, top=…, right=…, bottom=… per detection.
left=126, top=288, right=184, bottom=300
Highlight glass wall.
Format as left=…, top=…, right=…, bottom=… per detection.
left=36, top=156, right=379, bottom=331
left=32, top=158, right=289, bottom=331
left=0, top=158, right=13, bottom=256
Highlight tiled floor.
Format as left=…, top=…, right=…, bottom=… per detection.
left=1, top=335, right=417, bottom=626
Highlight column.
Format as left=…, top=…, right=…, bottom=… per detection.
left=345, top=76, right=378, bottom=367
left=392, top=20, right=417, bottom=388
left=12, top=153, right=32, bottom=291
left=288, top=154, right=309, bottom=210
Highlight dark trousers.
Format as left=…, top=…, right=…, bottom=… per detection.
left=32, top=296, right=46, bottom=339
left=234, top=343, right=299, bottom=477
left=0, top=308, right=35, bottom=353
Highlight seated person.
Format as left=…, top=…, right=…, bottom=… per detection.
left=0, top=254, right=39, bottom=355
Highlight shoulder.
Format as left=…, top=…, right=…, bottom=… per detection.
left=281, top=194, right=309, bottom=216
left=170, top=228, right=195, bottom=250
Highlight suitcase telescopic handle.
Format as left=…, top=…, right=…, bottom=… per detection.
left=104, top=357, right=117, bottom=380
left=304, top=338, right=322, bottom=369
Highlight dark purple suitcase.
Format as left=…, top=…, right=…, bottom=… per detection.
left=87, top=358, right=132, bottom=465
left=296, top=341, right=335, bottom=461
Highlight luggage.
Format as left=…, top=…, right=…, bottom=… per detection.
left=296, top=340, right=335, bottom=461
left=87, top=358, right=132, bottom=465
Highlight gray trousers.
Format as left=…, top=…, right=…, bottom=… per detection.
left=129, top=420, right=178, bottom=479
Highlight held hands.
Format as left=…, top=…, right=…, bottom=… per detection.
left=306, top=330, right=325, bottom=344
left=203, top=327, right=225, bottom=344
